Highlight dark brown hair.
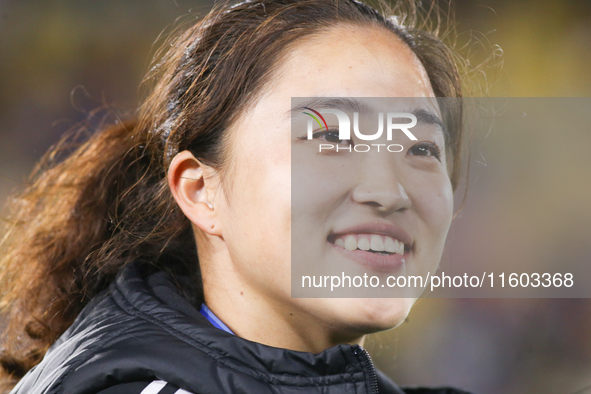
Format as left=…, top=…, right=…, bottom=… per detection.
left=0, top=0, right=464, bottom=390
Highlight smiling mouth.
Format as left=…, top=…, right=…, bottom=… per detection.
left=328, top=234, right=407, bottom=255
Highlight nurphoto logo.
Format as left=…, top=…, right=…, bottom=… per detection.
left=302, top=107, right=418, bottom=153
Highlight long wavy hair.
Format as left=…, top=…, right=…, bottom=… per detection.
left=0, top=0, right=466, bottom=390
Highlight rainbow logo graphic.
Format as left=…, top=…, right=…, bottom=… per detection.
left=302, top=107, right=329, bottom=131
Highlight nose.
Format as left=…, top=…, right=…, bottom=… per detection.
left=351, top=170, right=411, bottom=213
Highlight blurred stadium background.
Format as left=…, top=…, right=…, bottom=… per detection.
left=1, top=0, right=590, bottom=393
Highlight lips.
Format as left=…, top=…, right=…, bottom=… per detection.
left=327, top=222, right=412, bottom=272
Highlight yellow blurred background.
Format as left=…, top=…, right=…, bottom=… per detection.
left=1, top=0, right=590, bottom=393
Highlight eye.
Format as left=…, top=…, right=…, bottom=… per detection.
left=312, top=128, right=352, bottom=145
left=407, top=142, right=441, bottom=161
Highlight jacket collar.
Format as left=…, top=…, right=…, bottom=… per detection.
left=110, top=261, right=405, bottom=393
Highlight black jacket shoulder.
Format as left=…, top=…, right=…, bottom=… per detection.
left=11, top=261, right=473, bottom=394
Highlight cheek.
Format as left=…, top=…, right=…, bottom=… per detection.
left=221, top=133, right=293, bottom=269
left=292, top=167, right=341, bottom=218
left=411, top=173, right=454, bottom=238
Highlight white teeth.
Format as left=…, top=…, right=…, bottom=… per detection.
left=395, top=239, right=405, bottom=255
left=344, top=235, right=357, bottom=251
left=335, top=234, right=406, bottom=255
left=370, top=235, right=384, bottom=251
left=384, top=236, right=397, bottom=253
left=357, top=237, right=370, bottom=251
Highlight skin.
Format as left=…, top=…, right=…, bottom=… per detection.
left=168, top=24, right=454, bottom=353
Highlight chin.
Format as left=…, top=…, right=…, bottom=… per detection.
left=320, top=297, right=416, bottom=337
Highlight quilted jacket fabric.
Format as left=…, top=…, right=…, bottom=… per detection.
left=10, top=261, right=472, bottom=394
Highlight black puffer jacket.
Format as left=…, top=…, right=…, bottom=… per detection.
left=10, top=262, right=472, bottom=394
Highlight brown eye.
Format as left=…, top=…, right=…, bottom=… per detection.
left=407, top=142, right=441, bottom=161
left=313, top=129, right=352, bottom=145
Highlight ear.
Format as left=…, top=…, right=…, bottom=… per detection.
left=168, top=150, right=222, bottom=236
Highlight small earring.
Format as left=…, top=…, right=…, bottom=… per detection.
left=207, top=202, right=213, bottom=209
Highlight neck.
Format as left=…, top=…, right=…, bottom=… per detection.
left=198, top=237, right=365, bottom=353
left=204, top=286, right=366, bottom=353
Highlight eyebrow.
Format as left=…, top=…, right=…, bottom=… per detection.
left=289, top=97, right=372, bottom=114
left=289, top=97, right=447, bottom=136
left=411, top=108, right=448, bottom=137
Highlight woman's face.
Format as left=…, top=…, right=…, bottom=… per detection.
left=213, top=24, right=453, bottom=339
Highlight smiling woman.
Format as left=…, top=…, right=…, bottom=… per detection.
left=289, top=95, right=454, bottom=315
left=0, top=1, right=467, bottom=393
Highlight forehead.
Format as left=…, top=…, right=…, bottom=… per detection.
left=272, top=24, right=435, bottom=98
left=223, top=24, right=440, bottom=162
